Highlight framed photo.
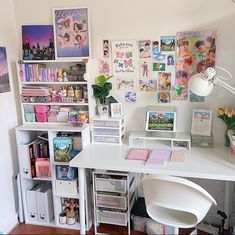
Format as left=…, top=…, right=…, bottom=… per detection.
left=22, top=25, right=55, bottom=60
left=52, top=7, right=91, bottom=59
left=0, top=47, right=10, bottom=93
left=191, top=109, right=212, bottom=136
left=111, top=103, right=122, bottom=117
left=56, top=165, right=77, bottom=181
left=99, top=105, right=109, bottom=117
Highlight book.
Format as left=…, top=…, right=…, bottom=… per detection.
left=127, top=149, right=149, bottom=160
left=146, top=149, right=171, bottom=165
left=53, top=137, right=73, bottom=162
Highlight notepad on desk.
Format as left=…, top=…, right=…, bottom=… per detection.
left=146, top=149, right=172, bottom=165
left=170, top=149, right=186, bottom=163
left=127, top=149, right=149, bottom=161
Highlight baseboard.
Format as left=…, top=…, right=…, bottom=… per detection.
left=0, top=213, right=18, bottom=234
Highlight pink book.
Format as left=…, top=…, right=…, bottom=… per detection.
left=146, top=149, right=172, bottom=165
left=127, top=149, right=149, bottom=160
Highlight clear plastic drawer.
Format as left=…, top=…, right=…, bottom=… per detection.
left=95, top=177, right=127, bottom=193
left=96, top=193, right=127, bottom=210
left=96, top=209, right=127, bottom=226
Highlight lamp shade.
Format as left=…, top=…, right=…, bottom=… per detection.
left=188, top=72, right=214, bottom=96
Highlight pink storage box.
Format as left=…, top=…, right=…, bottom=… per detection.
left=36, top=113, right=48, bottom=122
left=34, top=105, right=49, bottom=114
left=35, top=158, right=51, bottom=178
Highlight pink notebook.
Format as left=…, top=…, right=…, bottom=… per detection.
left=127, top=149, right=149, bottom=160
left=146, top=149, right=172, bottom=165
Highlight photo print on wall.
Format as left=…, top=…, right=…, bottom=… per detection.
left=175, top=30, right=216, bottom=102
left=0, top=47, right=10, bottom=93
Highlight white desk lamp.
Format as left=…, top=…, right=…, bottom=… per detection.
left=188, top=66, right=234, bottom=96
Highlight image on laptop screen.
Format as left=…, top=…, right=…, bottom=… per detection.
left=146, top=111, right=176, bottom=132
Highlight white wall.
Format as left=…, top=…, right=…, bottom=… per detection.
left=0, top=0, right=20, bottom=233
left=12, top=0, right=235, bottom=225
left=13, top=0, right=235, bottom=145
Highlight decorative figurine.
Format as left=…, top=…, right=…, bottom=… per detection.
left=63, top=71, right=68, bottom=82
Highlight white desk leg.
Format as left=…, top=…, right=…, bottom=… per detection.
left=79, top=167, right=86, bottom=235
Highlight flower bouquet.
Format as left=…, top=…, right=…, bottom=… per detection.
left=217, top=107, right=235, bottom=146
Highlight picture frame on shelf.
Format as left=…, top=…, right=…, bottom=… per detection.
left=52, top=7, right=91, bottom=60
left=22, top=25, right=55, bottom=60
left=191, top=109, right=212, bottom=136
left=99, top=105, right=109, bottom=117
left=56, top=165, right=77, bottom=181
left=111, top=103, right=122, bottom=118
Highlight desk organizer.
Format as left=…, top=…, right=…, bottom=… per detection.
left=91, top=116, right=125, bottom=144
left=129, top=131, right=191, bottom=149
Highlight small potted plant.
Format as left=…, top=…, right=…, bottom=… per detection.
left=92, top=75, right=113, bottom=115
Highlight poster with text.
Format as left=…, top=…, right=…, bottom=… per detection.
left=111, top=40, right=137, bottom=77
left=175, top=30, right=216, bottom=102
left=53, top=7, right=90, bottom=59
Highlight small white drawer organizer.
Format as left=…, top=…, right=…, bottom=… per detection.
left=92, top=170, right=137, bottom=235
left=91, top=116, right=125, bottom=144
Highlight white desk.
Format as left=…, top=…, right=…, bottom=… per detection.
left=70, top=143, right=235, bottom=234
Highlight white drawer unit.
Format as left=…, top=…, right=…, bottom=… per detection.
left=93, top=170, right=137, bottom=235
left=91, top=116, right=125, bottom=144
left=96, top=209, right=128, bottom=226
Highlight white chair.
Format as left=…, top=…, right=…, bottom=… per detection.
left=139, top=175, right=217, bottom=234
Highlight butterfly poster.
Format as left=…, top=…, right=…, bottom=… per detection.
left=111, top=40, right=137, bottom=77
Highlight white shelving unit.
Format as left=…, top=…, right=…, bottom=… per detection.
left=15, top=123, right=93, bottom=230
left=91, top=116, right=125, bottom=144
left=92, top=170, right=137, bottom=235
left=16, top=59, right=94, bottom=125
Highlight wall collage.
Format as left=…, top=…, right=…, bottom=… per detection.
left=97, top=30, right=216, bottom=104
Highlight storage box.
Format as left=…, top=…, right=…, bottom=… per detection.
left=25, top=112, right=36, bottom=122
left=131, top=197, right=174, bottom=234
left=35, top=105, right=49, bottom=113
left=35, top=159, right=51, bottom=178
left=55, top=179, right=78, bottom=195
left=36, top=113, right=48, bottom=122
left=24, top=105, right=35, bottom=113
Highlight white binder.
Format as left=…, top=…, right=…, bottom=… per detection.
left=18, top=140, right=36, bottom=179
left=25, top=184, right=41, bottom=223
left=36, top=183, right=54, bottom=223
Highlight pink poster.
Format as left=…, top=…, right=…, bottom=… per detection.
left=174, top=31, right=216, bottom=102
